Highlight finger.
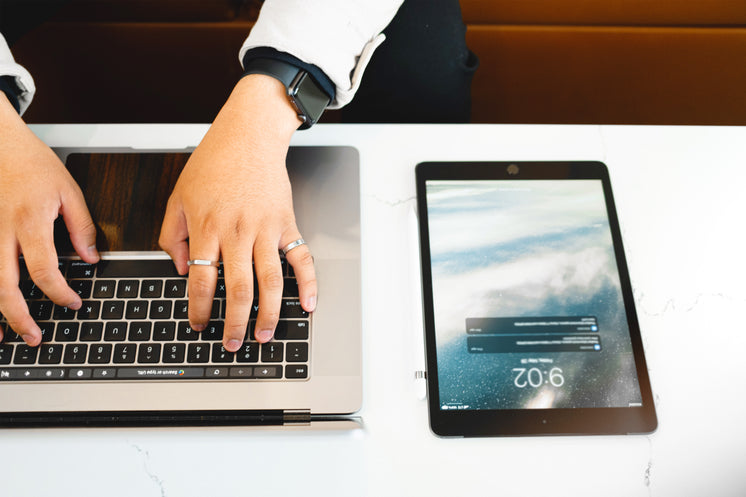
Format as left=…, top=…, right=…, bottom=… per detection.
left=159, top=196, right=190, bottom=275
left=186, top=235, right=220, bottom=332
left=253, top=239, right=284, bottom=344
left=283, top=233, right=317, bottom=313
left=16, top=218, right=81, bottom=310
left=60, top=183, right=99, bottom=264
left=221, top=240, right=255, bottom=352
left=0, top=243, right=41, bottom=345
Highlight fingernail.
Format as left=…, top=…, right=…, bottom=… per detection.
left=88, top=245, right=100, bottom=259
left=21, top=333, right=38, bottom=346
left=305, top=295, right=317, bottom=311
left=256, top=329, right=274, bottom=343
left=226, top=339, right=242, bottom=352
left=69, top=298, right=82, bottom=310
left=192, top=323, right=206, bottom=332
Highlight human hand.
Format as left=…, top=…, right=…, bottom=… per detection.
left=0, top=94, right=99, bottom=345
left=159, top=75, right=317, bottom=352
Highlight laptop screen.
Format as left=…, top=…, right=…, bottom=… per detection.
left=55, top=153, right=190, bottom=253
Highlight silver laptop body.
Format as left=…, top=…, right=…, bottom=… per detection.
left=0, top=146, right=362, bottom=426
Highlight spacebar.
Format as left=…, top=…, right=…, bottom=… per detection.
left=116, top=367, right=204, bottom=379
left=97, top=259, right=181, bottom=278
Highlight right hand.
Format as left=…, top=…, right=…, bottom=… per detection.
left=0, top=94, right=99, bottom=346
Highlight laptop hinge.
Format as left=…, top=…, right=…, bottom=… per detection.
left=283, top=409, right=312, bottom=425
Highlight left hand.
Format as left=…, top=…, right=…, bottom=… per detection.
left=159, top=75, right=317, bottom=352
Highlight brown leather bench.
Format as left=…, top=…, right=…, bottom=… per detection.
left=10, top=0, right=746, bottom=124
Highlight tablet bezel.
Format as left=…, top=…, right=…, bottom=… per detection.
left=415, top=161, right=657, bottom=437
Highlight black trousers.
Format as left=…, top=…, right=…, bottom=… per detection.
left=342, top=0, right=478, bottom=123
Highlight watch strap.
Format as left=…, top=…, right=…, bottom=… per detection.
left=242, top=58, right=303, bottom=91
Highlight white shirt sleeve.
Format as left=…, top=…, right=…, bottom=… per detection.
left=0, top=34, right=36, bottom=115
left=239, top=0, right=404, bottom=109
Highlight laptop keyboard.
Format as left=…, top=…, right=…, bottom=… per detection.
left=0, top=258, right=310, bottom=382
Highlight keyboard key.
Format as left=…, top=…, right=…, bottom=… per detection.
left=280, top=300, right=308, bottom=319
left=0, top=344, right=13, bottom=364
left=20, top=281, right=45, bottom=300
left=80, top=322, right=103, bottom=341
left=69, top=280, right=92, bottom=298
left=273, top=320, right=310, bottom=340
left=39, top=344, right=63, bottom=364
left=229, top=366, right=252, bottom=377
left=149, top=301, right=172, bottom=319
left=286, top=342, right=308, bottom=362
left=164, top=279, right=187, bottom=298
left=261, top=343, right=283, bottom=363
left=187, top=343, right=210, bottom=363
left=285, top=364, right=308, bottom=379
left=13, top=344, right=38, bottom=365
left=128, top=322, right=152, bottom=341
left=104, top=322, right=127, bottom=341
left=3, top=330, right=23, bottom=342
left=174, top=300, right=189, bottom=319
left=68, top=368, right=92, bottom=379
left=29, top=301, right=53, bottom=320
left=236, top=343, right=259, bottom=363
left=93, top=368, right=116, bottom=379
left=63, top=344, right=88, bottom=364
left=55, top=322, right=80, bottom=342
left=206, top=367, right=228, bottom=378
left=137, top=343, right=161, bottom=363
left=38, top=322, right=55, bottom=342
left=93, top=280, right=116, bottom=298
left=140, top=280, right=163, bottom=298
left=113, top=344, right=137, bottom=363
left=101, top=301, right=124, bottom=320
left=162, top=343, right=185, bottom=363
left=215, top=279, right=226, bottom=298
left=67, top=261, right=96, bottom=279
left=201, top=322, right=223, bottom=341
left=77, top=301, right=101, bottom=320
left=211, top=343, right=234, bottom=363
left=177, top=322, right=199, bottom=341
left=53, top=305, right=77, bottom=320
left=253, top=365, right=281, bottom=378
left=153, top=322, right=176, bottom=341
left=116, top=280, right=139, bottom=299
left=89, top=344, right=112, bottom=364
left=125, top=300, right=148, bottom=319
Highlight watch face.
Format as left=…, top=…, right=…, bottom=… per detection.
left=291, top=73, right=330, bottom=127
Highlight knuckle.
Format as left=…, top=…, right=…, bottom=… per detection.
left=227, top=280, right=253, bottom=304
left=258, top=308, right=280, bottom=326
left=297, top=250, right=315, bottom=268
left=27, top=265, right=60, bottom=287
left=258, top=271, right=284, bottom=293
left=188, top=277, right=215, bottom=299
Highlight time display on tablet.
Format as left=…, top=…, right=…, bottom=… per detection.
left=425, top=180, right=643, bottom=411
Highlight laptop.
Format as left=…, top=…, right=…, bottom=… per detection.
left=0, top=145, right=362, bottom=427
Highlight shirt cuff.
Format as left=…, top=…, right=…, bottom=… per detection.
left=241, top=47, right=336, bottom=103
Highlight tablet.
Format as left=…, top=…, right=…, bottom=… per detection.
left=416, top=161, right=657, bottom=437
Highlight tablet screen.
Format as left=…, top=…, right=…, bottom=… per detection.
left=417, top=162, right=656, bottom=436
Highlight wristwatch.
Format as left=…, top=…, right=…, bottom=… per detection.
left=243, top=58, right=331, bottom=130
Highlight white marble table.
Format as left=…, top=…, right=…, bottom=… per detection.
left=1, top=124, right=744, bottom=496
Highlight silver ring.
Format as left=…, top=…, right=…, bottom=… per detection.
left=281, top=238, right=306, bottom=255
left=187, top=259, right=221, bottom=267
